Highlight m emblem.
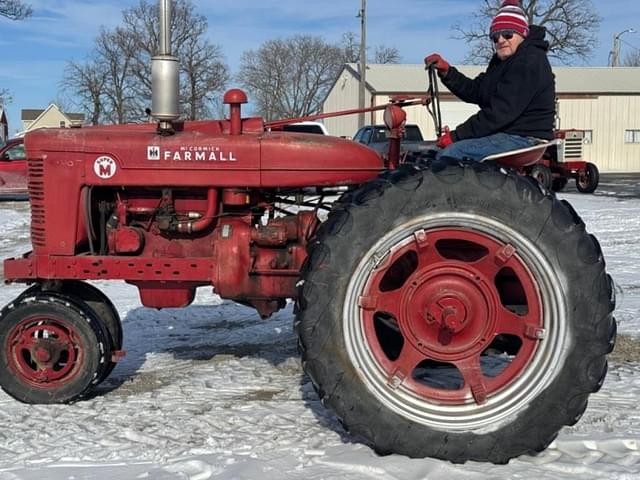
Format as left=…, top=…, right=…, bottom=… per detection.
left=94, top=156, right=117, bottom=179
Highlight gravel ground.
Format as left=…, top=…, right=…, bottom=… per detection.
left=609, top=334, right=640, bottom=363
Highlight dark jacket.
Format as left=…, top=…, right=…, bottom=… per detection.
left=442, top=25, right=556, bottom=141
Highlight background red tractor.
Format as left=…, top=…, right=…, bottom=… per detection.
left=0, top=0, right=615, bottom=464
left=527, top=129, right=600, bottom=193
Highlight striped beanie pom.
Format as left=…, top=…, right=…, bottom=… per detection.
left=490, top=0, right=529, bottom=38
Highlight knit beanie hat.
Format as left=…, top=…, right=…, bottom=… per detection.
left=490, top=0, right=529, bottom=38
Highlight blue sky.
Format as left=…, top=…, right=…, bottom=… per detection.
left=1, top=0, right=639, bottom=135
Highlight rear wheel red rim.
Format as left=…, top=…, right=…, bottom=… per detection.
left=358, top=227, right=543, bottom=406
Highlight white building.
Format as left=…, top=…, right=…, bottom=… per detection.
left=322, top=64, right=640, bottom=172
left=20, top=104, right=85, bottom=135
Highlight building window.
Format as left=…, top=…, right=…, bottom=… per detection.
left=59, top=121, right=66, bottom=128
left=583, top=130, right=593, bottom=145
left=625, top=130, right=640, bottom=144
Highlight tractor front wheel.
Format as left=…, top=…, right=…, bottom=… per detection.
left=576, top=162, right=599, bottom=193
left=0, top=293, right=111, bottom=403
left=296, top=162, right=615, bottom=463
left=16, top=281, right=122, bottom=382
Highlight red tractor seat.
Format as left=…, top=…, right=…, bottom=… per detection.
left=481, top=139, right=561, bottom=169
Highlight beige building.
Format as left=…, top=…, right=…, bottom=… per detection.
left=322, top=64, right=640, bottom=172
left=20, top=104, right=85, bottom=135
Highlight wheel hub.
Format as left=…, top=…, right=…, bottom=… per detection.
left=426, top=297, right=467, bottom=333
left=8, top=319, right=81, bottom=387
left=401, top=266, right=496, bottom=360
left=34, top=345, right=53, bottom=363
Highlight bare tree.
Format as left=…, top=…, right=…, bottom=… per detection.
left=0, top=89, right=11, bottom=107
left=95, top=28, right=139, bottom=124
left=454, top=0, right=601, bottom=64
left=0, top=0, right=31, bottom=20
left=61, top=59, right=106, bottom=125
left=181, top=39, right=228, bottom=119
left=119, top=0, right=229, bottom=120
left=61, top=0, right=229, bottom=124
left=373, top=46, right=401, bottom=64
left=61, top=28, right=138, bottom=125
left=340, top=32, right=360, bottom=63
left=624, top=50, right=640, bottom=67
left=339, top=31, right=402, bottom=64
left=1, top=1, right=31, bottom=107
left=239, top=35, right=344, bottom=120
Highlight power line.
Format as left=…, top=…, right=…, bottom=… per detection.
left=621, top=39, right=640, bottom=52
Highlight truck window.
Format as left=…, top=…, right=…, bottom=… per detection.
left=404, top=127, right=423, bottom=142
left=282, top=124, right=326, bottom=134
left=372, top=128, right=387, bottom=143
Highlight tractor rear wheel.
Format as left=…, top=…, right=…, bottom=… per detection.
left=551, top=177, right=568, bottom=192
left=0, top=293, right=112, bottom=403
left=576, top=162, right=599, bottom=193
left=296, top=162, right=615, bottom=463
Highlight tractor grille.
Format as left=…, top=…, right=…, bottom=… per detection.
left=28, top=156, right=46, bottom=248
left=563, top=131, right=584, bottom=160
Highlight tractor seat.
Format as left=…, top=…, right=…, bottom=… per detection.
left=481, top=139, right=561, bottom=169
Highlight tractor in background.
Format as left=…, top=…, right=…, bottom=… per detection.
left=527, top=129, right=600, bottom=193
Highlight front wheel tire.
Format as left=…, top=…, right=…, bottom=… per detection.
left=0, top=293, right=112, bottom=403
left=296, top=162, right=615, bottom=463
left=16, top=281, right=123, bottom=383
left=576, top=162, right=599, bottom=193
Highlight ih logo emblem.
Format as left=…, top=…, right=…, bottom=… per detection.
left=94, top=156, right=117, bottom=179
left=147, top=146, right=161, bottom=160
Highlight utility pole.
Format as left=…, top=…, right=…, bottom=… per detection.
left=357, top=0, right=366, bottom=128
left=609, top=28, right=635, bottom=66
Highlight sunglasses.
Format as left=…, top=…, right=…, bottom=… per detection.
left=490, top=30, right=516, bottom=43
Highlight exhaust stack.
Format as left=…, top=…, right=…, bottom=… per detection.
left=152, top=0, right=180, bottom=133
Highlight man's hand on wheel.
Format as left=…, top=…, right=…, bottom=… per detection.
left=424, top=53, right=450, bottom=76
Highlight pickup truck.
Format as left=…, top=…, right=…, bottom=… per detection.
left=0, top=137, right=28, bottom=200
left=352, top=124, right=434, bottom=156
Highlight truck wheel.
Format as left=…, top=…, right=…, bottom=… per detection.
left=551, top=177, right=568, bottom=192
left=576, top=162, right=599, bottom=193
left=0, top=293, right=112, bottom=403
left=296, top=162, right=615, bottom=463
left=530, top=164, right=552, bottom=190
left=16, top=281, right=122, bottom=382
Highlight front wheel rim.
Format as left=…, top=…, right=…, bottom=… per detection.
left=344, top=213, right=567, bottom=431
left=6, top=315, right=85, bottom=389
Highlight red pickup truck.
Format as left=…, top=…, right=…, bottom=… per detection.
left=0, top=138, right=27, bottom=200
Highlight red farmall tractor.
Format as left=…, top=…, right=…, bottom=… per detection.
left=526, top=129, right=600, bottom=193
left=0, top=1, right=615, bottom=464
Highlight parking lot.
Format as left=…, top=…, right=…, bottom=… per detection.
left=594, top=172, right=640, bottom=198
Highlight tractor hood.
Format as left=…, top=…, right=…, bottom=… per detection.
left=24, top=120, right=384, bottom=188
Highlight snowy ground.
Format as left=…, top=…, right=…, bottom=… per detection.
left=0, top=178, right=639, bottom=480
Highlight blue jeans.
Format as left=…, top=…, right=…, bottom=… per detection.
left=436, top=132, right=537, bottom=162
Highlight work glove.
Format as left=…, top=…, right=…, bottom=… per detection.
left=424, top=53, right=450, bottom=76
left=436, top=126, right=454, bottom=149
